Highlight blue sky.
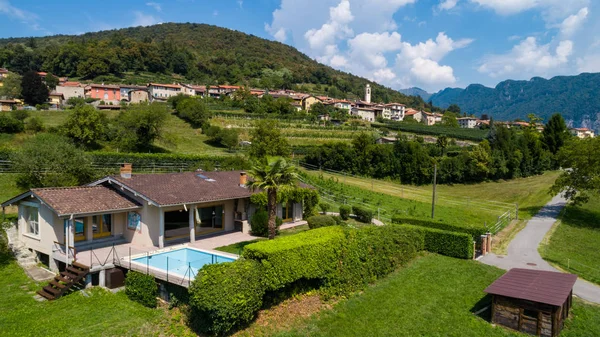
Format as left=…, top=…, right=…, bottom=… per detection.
left=1, top=0, right=599, bottom=92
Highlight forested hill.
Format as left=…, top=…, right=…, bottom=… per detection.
left=429, top=73, right=600, bottom=129
left=0, top=23, right=424, bottom=107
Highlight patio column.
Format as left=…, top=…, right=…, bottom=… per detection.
left=158, top=208, right=164, bottom=248
left=189, top=205, right=196, bottom=243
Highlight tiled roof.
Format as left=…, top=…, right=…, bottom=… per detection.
left=32, top=186, right=141, bottom=217
left=60, top=82, right=82, bottom=87
left=149, top=83, right=182, bottom=89
left=111, top=171, right=254, bottom=206
left=87, top=84, right=120, bottom=89
left=485, top=268, right=577, bottom=307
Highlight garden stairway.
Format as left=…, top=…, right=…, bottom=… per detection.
left=36, top=262, right=89, bottom=300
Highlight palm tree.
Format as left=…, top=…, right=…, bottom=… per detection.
left=247, top=157, right=299, bottom=239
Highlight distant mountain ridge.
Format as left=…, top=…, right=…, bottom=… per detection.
left=428, top=73, right=600, bottom=130
left=398, top=87, right=431, bottom=101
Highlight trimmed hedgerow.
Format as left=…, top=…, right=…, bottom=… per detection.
left=398, top=225, right=474, bottom=259
left=307, top=215, right=337, bottom=229
left=249, top=210, right=282, bottom=237
left=243, top=226, right=347, bottom=291
left=124, top=271, right=158, bottom=308
left=391, top=216, right=484, bottom=242
left=339, top=205, right=351, bottom=220
left=188, top=259, right=265, bottom=336
left=352, top=205, right=373, bottom=223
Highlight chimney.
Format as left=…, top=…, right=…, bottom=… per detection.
left=239, top=172, right=247, bottom=187
left=120, top=163, right=132, bottom=179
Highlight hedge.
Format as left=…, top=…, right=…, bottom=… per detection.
left=352, top=205, right=373, bottom=223
left=339, top=205, right=351, bottom=220
left=243, top=226, right=346, bottom=291
left=397, top=225, right=474, bottom=259
left=307, top=215, right=337, bottom=229
left=89, top=152, right=249, bottom=172
left=391, top=216, right=484, bottom=242
left=124, top=271, right=158, bottom=308
left=188, top=259, right=265, bottom=336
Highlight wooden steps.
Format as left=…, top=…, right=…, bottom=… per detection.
left=37, top=262, right=90, bottom=301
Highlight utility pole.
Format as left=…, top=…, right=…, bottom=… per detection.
left=431, top=163, right=437, bottom=219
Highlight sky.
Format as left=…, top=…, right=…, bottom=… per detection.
left=1, top=0, right=599, bottom=93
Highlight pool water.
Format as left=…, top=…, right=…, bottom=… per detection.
left=133, top=248, right=235, bottom=277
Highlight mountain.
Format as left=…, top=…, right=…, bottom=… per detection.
left=398, top=87, right=431, bottom=101
left=429, top=73, right=600, bottom=129
left=0, top=23, right=425, bottom=107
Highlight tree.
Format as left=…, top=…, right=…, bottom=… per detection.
left=551, top=137, right=600, bottom=205
left=447, top=104, right=461, bottom=114
left=176, top=97, right=211, bottom=127
left=61, top=105, right=108, bottom=147
left=542, top=113, right=570, bottom=155
left=0, top=72, right=22, bottom=98
left=247, top=157, right=298, bottom=239
left=436, top=135, right=449, bottom=155
left=11, top=134, right=94, bottom=188
left=21, top=70, right=48, bottom=106
left=441, top=112, right=459, bottom=128
left=45, top=73, right=59, bottom=90
left=112, top=102, right=169, bottom=151
left=249, top=120, right=290, bottom=159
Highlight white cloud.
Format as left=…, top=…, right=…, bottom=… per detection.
left=146, top=2, right=162, bottom=12
left=0, top=0, right=48, bottom=32
left=132, top=11, right=160, bottom=26
left=559, top=7, right=588, bottom=37
left=398, top=32, right=473, bottom=63
left=470, top=0, right=537, bottom=15
left=213, top=10, right=218, bottom=17
left=410, top=58, right=456, bottom=84
left=237, top=0, right=243, bottom=9
left=304, top=0, right=354, bottom=50
left=478, top=37, right=573, bottom=78
left=438, top=0, right=459, bottom=11
left=373, top=68, right=397, bottom=82
left=576, top=54, right=600, bottom=73
left=348, top=32, right=403, bottom=68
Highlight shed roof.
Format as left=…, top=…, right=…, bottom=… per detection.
left=485, top=268, right=577, bottom=307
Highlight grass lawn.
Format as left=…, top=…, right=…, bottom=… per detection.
left=270, top=254, right=600, bottom=337
left=0, top=232, right=193, bottom=337
left=540, top=198, right=600, bottom=284
left=215, top=224, right=310, bottom=255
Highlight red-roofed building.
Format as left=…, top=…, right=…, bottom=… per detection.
left=85, top=84, right=121, bottom=101
left=56, top=82, right=85, bottom=100
left=570, top=127, right=595, bottom=139
left=148, top=83, right=182, bottom=100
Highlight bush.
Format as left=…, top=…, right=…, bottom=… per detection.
left=0, top=115, right=24, bottom=133
left=10, top=110, right=29, bottom=121
left=332, top=215, right=345, bottom=226
left=352, top=205, right=373, bottom=223
left=339, top=205, right=351, bottom=220
left=124, top=271, right=158, bottom=308
left=307, top=215, right=337, bottom=229
left=250, top=209, right=281, bottom=237
left=318, top=202, right=331, bottom=214
left=397, top=225, right=474, bottom=259
left=391, top=216, right=484, bottom=242
left=189, top=259, right=265, bottom=336
left=25, top=116, right=44, bottom=133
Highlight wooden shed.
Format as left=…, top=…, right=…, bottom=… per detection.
left=485, top=268, right=577, bottom=337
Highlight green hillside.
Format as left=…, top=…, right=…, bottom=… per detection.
left=429, top=73, right=600, bottom=128
left=0, top=23, right=425, bottom=107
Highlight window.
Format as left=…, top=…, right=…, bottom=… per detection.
left=23, top=205, right=39, bottom=236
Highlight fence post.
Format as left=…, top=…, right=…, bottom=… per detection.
left=166, top=257, right=169, bottom=282
left=129, top=247, right=131, bottom=270
left=146, top=252, right=149, bottom=275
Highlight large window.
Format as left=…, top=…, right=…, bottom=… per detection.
left=23, top=205, right=39, bottom=236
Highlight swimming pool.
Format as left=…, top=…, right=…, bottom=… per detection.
left=132, top=247, right=236, bottom=278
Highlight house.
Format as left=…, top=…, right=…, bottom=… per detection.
left=120, top=85, right=147, bottom=101
left=148, top=83, right=182, bottom=100
left=570, top=127, right=594, bottom=139
left=85, top=84, right=121, bottom=101
left=0, top=99, right=18, bottom=111
left=404, top=109, right=424, bottom=123
left=423, top=112, right=443, bottom=126
left=0, top=68, right=8, bottom=79
left=1, top=165, right=307, bottom=272
left=351, top=106, right=376, bottom=122
left=458, top=117, right=478, bottom=129
left=332, top=99, right=352, bottom=111
left=56, top=82, right=85, bottom=101
left=385, top=103, right=406, bottom=121
left=291, top=102, right=303, bottom=112
left=485, top=268, right=576, bottom=337
left=302, top=95, right=323, bottom=112
left=128, top=89, right=149, bottom=104
left=376, top=136, right=397, bottom=144
left=48, top=91, right=65, bottom=106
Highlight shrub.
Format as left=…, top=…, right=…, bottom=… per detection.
left=25, top=116, right=44, bottom=133
left=391, top=216, right=484, bottom=242
left=250, top=209, right=281, bottom=237
left=124, top=271, right=158, bottom=308
left=188, top=259, right=265, bottom=336
left=339, top=205, right=351, bottom=220
left=307, top=215, right=337, bottom=229
left=10, top=110, right=29, bottom=121
left=397, top=225, right=474, bottom=259
left=332, top=215, right=345, bottom=226
left=352, top=205, right=373, bottom=223
left=318, top=202, right=331, bottom=214
left=0, top=115, right=24, bottom=133
left=243, top=226, right=346, bottom=290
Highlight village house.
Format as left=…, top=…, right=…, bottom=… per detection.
left=48, top=91, right=65, bottom=107
left=458, top=117, right=478, bottom=129
left=0, top=68, right=8, bottom=79
left=128, top=89, right=150, bottom=104
left=0, top=99, right=18, bottom=111
left=85, top=84, right=121, bottom=101
left=404, top=109, right=424, bottom=123
left=148, top=83, right=182, bottom=100
left=119, top=85, right=147, bottom=102
left=1, top=165, right=308, bottom=273
left=331, top=99, right=352, bottom=111
left=56, top=82, right=85, bottom=101
left=301, top=95, right=322, bottom=112
left=351, top=106, right=376, bottom=122
left=423, top=111, right=443, bottom=126
left=385, top=103, right=406, bottom=121
left=570, top=127, right=595, bottom=139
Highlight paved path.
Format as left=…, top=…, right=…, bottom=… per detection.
left=480, top=194, right=600, bottom=304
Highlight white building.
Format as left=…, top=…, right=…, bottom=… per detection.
left=570, top=128, right=595, bottom=139
left=385, top=103, right=406, bottom=121
left=56, top=82, right=85, bottom=101
left=458, top=117, right=478, bottom=129
left=148, top=83, right=183, bottom=100
left=365, top=84, right=372, bottom=104
left=332, top=100, right=352, bottom=111
left=351, top=107, right=376, bottom=122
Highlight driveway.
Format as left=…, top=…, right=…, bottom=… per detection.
left=479, top=193, right=600, bottom=304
